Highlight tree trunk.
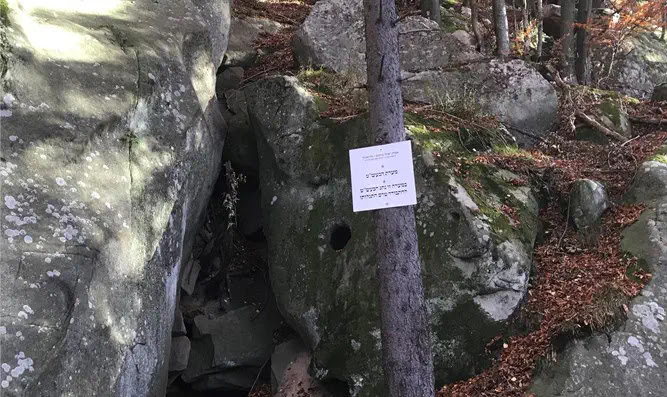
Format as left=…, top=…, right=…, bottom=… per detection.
left=575, top=0, right=592, bottom=84
left=492, top=0, right=510, bottom=56
left=521, top=0, right=531, bottom=55
left=470, top=0, right=484, bottom=50
left=560, top=0, right=576, bottom=80
left=662, top=9, right=666, bottom=41
left=362, top=0, right=435, bottom=396
left=421, top=0, right=441, bottom=24
left=536, top=0, right=544, bottom=59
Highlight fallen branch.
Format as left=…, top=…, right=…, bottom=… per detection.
left=545, top=64, right=628, bottom=143
left=399, top=28, right=441, bottom=35
left=629, top=116, right=667, bottom=125
left=238, top=66, right=279, bottom=88
left=503, top=123, right=549, bottom=145
left=575, top=110, right=628, bottom=143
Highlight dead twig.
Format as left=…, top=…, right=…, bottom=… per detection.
left=575, top=110, right=628, bottom=143
left=629, top=116, right=667, bottom=125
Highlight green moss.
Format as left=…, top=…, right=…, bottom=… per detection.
left=491, top=144, right=534, bottom=158
left=458, top=163, right=539, bottom=245
left=441, top=0, right=458, bottom=8
left=599, top=99, right=622, bottom=127
left=296, top=67, right=355, bottom=97
left=0, top=0, right=9, bottom=26
left=652, top=154, right=667, bottom=164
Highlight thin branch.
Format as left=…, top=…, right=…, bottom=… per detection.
left=503, top=123, right=550, bottom=145
left=575, top=110, right=628, bottom=143
left=392, top=10, right=420, bottom=26
left=399, top=28, right=440, bottom=35
left=629, top=116, right=667, bottom=125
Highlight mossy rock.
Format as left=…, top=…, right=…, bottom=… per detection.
left=246, top=76, right=540, bottom=396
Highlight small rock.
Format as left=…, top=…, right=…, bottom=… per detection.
left=173, top=306, right=187, bottom=337
left=569, top=179, right=609, bottom=231
left=183, top=304, right=282, bottom=383
left=216, top=66, right=245, bottom=94
left=451, top=30, right=476, bottom=47
left=169, top=336, right=191, bottom=372
left=651, top=83, right=667, bottom=102
left=271, top=339, right=307, bottom=393
left=181, top=259, right=201, bottom=295
left=274, top=351, right=331, bottom=397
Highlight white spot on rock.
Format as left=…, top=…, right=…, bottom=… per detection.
left=8, top=135, right=17, bottom=142
left=55, top=177, right=66, bottom=186
left=4, top=196, right=17, bottom=209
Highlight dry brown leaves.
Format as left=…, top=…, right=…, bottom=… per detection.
left=248, top=384, right=272, bottom=397
left=235, top=0, right=313, bottom=84
left=438, top=111, right=665, bottom=396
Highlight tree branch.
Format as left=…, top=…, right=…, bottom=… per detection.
left=575, top=110, right=628, bottom=143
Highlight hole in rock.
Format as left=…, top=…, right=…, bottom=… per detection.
left=330, top=223, right=351, bottom=251
left=448, top=210, right=461, bottom=222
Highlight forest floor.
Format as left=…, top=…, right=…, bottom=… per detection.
left=238, top=1, right=667, bottom=396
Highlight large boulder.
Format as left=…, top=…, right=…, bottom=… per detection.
left=292, top=0, right=557, bottom=145
left=225, top=16, right=285, bottom=67
left=530, top=158, right=667, bottom=396
left=246, top=76, right=540, bottom=395
left=182, top=304, right=283, bottom=391
left=625, top=161, right=667, bottom=204
left=600, top=32, right=667, bottom=99
left=569, top=179, right=609, bottom=232
left=0, top=0, right=229, bottom=395
left=401, top=59, right=558, bottom=145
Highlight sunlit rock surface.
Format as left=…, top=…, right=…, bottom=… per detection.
left=0, top=0, right=229, bottom=395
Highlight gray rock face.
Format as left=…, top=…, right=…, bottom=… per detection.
left=652, top=83, right=667, bottom=102
left=226, top=16, right=285, bottom=67
left=569, top=179, right=609, bottom=231
left=220, top=89, right=258, bottom=176
left=169, top=336, right=192, bottom=372
left=604, top=33, right=667, bottom=99
left=292, top=0, right=557, bottom=145
left=0, top=0, right=229, bottom=395
left=626, top=161, right=667, bottom=204
left=216, top=66, right=245, bottom=93
left=271, top=339, right=308, bottom=392
left=401, top=59, right=558, bottom=145
left=531, top=161, right=667, bottom=396
left=183, top=304, right=282, bottom=388
left=246, top=76, right=540, bottom=395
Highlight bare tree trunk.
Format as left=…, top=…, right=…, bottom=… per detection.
left=662, top=8, right=666, bottom=41
left=521, top=0, right=531, bottom=55
left=421, top=0, right=441, bottom=24
left=536, top=0, right=544, bottom=59
left=560, top=0, right=576, bottom=80
left=362, top=0, right=435, bottom=396
left=575, top=0, right=592, bottom=84
left=471, top=0, right=484, bottom=50
left=492, top=0, right=511, bottom=56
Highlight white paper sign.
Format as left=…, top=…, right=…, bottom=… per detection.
left=349, top=140, right=417, bottom=212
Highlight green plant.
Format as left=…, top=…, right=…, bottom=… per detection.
left=652, top=154, right=667, bottom=164
left=0, top=0, right=10, bottom=26
left=222, top=161, right=246, bottom=230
